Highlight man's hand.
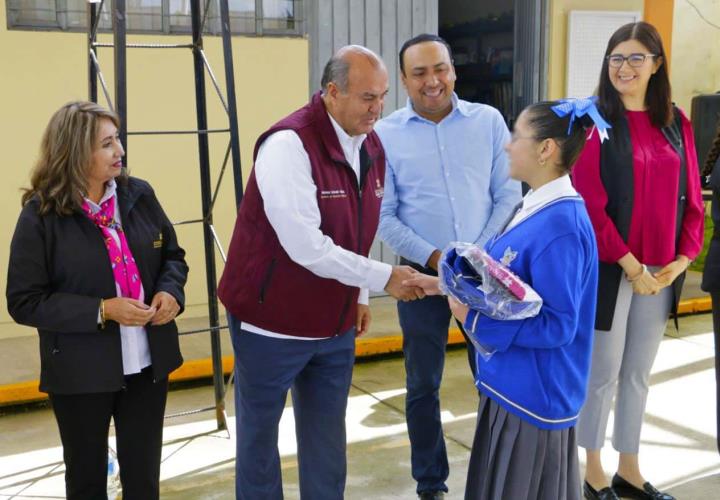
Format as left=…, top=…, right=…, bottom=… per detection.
left=654, top=256, right=689, bottom=288
left=402, top=274, right=442, bottom=296
left=448, top=296, right=469, bottom=323
left=385, top=265, right=424, bottom=301
left=356, top=304, right=371, bottom=337
left=426, top=250, right=442, bottom=271
left=104, top=298, right=156, bottom=327
left=150, top=291, right=181, bottom=326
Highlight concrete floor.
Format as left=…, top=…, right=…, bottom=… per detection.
left=1, top=313, right=719, bottom=499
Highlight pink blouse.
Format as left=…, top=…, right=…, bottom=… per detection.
left=572, top=109, right=704, bottom=266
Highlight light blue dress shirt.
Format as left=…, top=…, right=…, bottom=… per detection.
left=375, top=94, right=522, bottom=267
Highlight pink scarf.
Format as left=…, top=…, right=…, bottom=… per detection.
left=82, top=196, right=142, bottom=300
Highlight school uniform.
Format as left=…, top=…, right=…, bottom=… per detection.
left=461, top=176, right=598, bottom=500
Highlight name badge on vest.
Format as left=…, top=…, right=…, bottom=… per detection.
left=153, top=233, right=163, bottom=249
left=320, top=189, right=348, bottom=199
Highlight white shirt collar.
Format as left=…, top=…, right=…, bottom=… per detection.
left=84, top=179, right=117, bottom=212
left=521, top=175, right=578, bottom=212
left=505, top=175, right=578, bottom=232
left=327, top=112, right=367, bottom=166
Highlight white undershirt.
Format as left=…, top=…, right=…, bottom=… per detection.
left=241, top=112, right=392, bottom=340
left=505, top=175, right=579, bottom=232
left=86, top=179, right=152, bottom=374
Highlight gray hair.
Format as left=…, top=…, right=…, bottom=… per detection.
left=320, top=45, right=384, bottom=93
left=321, top=55, right=351, bottom=93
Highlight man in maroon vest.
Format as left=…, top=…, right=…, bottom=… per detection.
left=218, top=46, right=421, bottom=499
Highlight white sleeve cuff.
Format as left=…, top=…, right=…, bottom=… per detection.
left=358, top=288, right=369, bottom=305
left=366, top=261, right=393, bottom=292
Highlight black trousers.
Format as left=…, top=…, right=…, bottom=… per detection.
left=49, top=367, right=169, bottom=500
left=710, top=293, right=720, bottom=456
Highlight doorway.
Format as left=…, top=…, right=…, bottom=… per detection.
left=439, top=0, right=545, bottom=126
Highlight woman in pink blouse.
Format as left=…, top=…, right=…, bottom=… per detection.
left=572, top=22, right=704, bottom=500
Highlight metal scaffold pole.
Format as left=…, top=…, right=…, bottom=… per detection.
left=86, top=0, right=244, bottom=431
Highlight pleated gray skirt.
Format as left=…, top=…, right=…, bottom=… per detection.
left=465, top=394, right=581, bottom=500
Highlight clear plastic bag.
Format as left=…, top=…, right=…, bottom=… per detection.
left=107, top=446, right=120, bottom=499
left=439, top=242, right=543, bottom=360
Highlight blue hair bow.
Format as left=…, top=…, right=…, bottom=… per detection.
left=551, top=96, right=612, bottom=143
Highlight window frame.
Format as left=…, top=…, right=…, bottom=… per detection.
left=5, top=0, right=305, bottom=37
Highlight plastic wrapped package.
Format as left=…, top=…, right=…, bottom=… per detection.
left=439, top=242, right=543, bottom=360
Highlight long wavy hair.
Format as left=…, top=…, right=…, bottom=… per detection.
left=596, top=22, right=673, bottom=128
left=22, top=101, right=123, bottom=215
left=702, top=123, right=720, bottom=177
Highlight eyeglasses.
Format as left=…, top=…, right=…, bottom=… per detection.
left=606, top=53, right=657, bottom=68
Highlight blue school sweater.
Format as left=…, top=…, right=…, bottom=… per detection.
left=463, top=196, right=598, bottom=430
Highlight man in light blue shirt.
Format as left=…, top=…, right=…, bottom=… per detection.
left=375, top=34, right=521, bottom=499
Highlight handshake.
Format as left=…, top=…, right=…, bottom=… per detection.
left=384, top=265, right=427, bottom=302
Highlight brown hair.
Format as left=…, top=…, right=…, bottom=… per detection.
left=22, top=101, right=122, bottom=215
left=702, top=123, right=720, bottom=177
left=596, top=22, right=673, bottom=128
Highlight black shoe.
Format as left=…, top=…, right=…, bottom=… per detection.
left=583, top=480, right=620, bottom=500
left=611, top=474, right=676, bottom=500
left=418, top=492, right=445, bottom=500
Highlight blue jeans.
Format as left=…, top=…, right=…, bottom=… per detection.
left=228, top=313, right=355, bottom=500
left=398, top=295, right=455, bottom=494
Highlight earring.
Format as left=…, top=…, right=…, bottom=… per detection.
left=539, top=158, right=546, bottom=166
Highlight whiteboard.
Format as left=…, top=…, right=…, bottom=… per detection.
left=566, top=10, right=642, bottom=98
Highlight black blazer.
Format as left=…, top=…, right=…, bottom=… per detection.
left=594, top=109, right=687, bottom=331
left=6, top=177, right=188, bottom=394
left=702, top=156, right=720, bottom=292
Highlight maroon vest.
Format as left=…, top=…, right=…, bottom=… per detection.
left=218, top=92, right=386, bottom=338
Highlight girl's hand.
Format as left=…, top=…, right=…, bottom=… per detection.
left=448, top=296, right=469, bottom=323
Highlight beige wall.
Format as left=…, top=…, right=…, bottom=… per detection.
left=547, top=0, right=645, bottom=100
left=0, top=1, right=309, bottom=339
left=670, top=0, right=720, bottom=112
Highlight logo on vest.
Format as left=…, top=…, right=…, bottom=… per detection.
left=374, top=178, right=384, bottom=198
left=320, top=189, right=348, bottom=199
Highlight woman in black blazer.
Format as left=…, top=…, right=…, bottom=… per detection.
left=701, top=125, right=720, bottom=457
left=6, top=101, right=188, bottom=500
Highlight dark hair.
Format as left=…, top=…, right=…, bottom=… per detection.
left=399, top=33, right=453, bottom=76
left=523, top=101, right=594, bottom=172
left=596, top=22, right=672, bottom=128
left=702, top=123, right=720, bottom=177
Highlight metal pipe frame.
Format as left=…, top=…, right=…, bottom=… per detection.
left=92, top=42, right=195, bottom=48
left=218, top=0, right=244, bottom=207
left=190, top=0, right=227, bottom=431
left=85, top=0, right=244, bottom=432
left=89, top=50, right=115, bottom=110
left=87, top=0, right=98, bottom=102
left=127, top=128, right=230, bottom=135
left=112, top=0, right=128, bottom=166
